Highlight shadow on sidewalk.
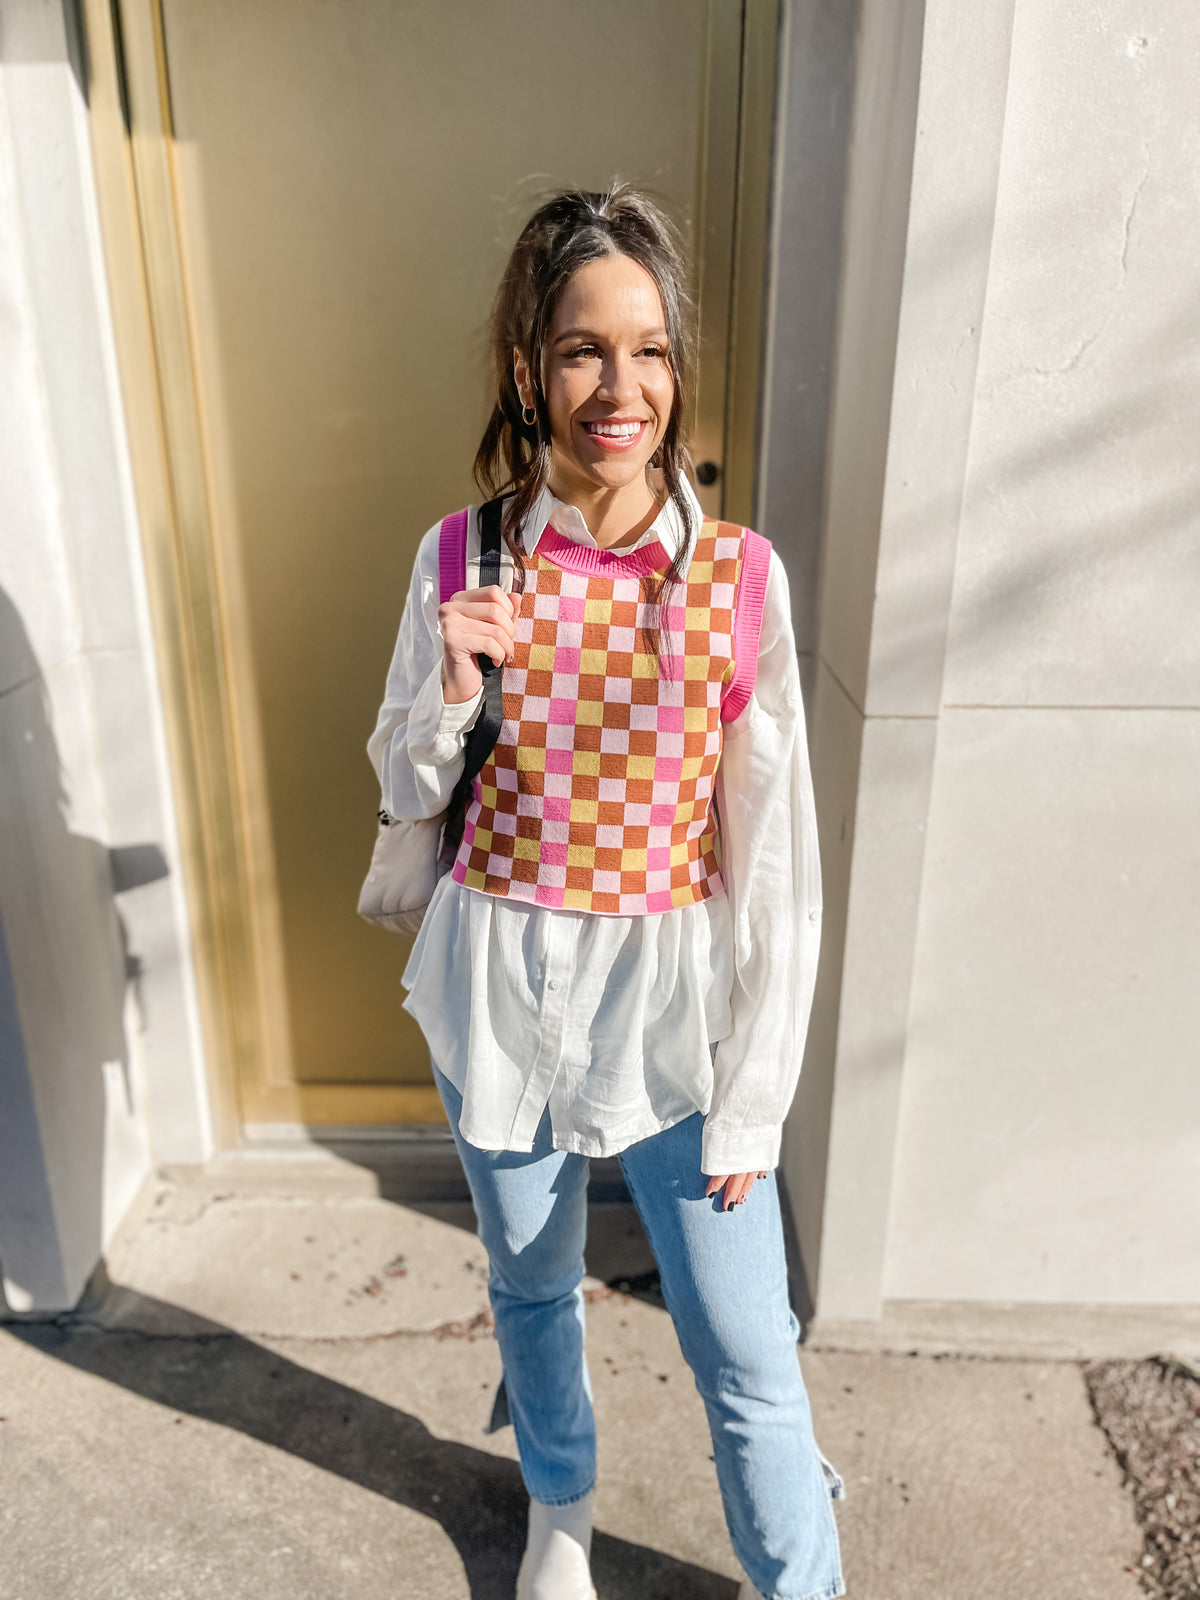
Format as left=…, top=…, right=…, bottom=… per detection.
left=10, top=1288, right=736, bottom=1600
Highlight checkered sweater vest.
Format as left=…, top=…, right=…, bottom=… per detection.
left=439, top=512, right=772, bottom=915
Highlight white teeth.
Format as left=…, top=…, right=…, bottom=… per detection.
left=586, top=421, right=643, bottom=437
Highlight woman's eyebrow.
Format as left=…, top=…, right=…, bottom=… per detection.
left=553, top=326, right=669, bottom=344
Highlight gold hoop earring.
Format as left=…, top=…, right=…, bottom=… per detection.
left=522, top=404, right=537, bottom=427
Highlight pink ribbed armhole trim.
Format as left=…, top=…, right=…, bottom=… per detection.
left=721, top=528, right=772, bottom=723
left=438, top=506, right=470, bottom=604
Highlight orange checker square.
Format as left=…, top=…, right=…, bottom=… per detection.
left=596, top=799, right=625, bottom=828
left=631, top=674, right=660, bottom=705
left=608, top=598, right=639, bottom=630
left=582, top=620, right=612, bottom=650
left=604, top=650, right=634, bottom=680
left=622, top=824, right=650, bottom=850
left=602, top=700, right=632, bottom=728
left=683, top=677, right=712, bottom=707
left=594, top=846, right=623, bottom=873
left=571, top=771, right=600, bottom=801
left=590, top=891, right=621, bottom=914
left=629, top=728, right=657, bottom=757
left=626, top=779, right=653, bottom=806
left=510, top=856, right=540, bottom=885
left=578, top=675, right=607, bottom=705
left=531, top=616, right=559, bottom=647
left=515, top=767, right=545, bottom=796
left=524, top=669, right=554, bottom=699
left=573, top=721, right=603, bottom=753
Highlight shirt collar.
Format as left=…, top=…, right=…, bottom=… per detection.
left=519, top=475, right=706, bottom=564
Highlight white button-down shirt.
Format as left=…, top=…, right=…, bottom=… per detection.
left=365, top=477, right=822, bottom=1175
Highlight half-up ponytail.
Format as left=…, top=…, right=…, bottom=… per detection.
left=473, top=184, right=699, bottom=664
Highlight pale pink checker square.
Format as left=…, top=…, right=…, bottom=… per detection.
left=626, top=803, right=653, bottom=827
left=491, top=811, right=517, bottom=837
left=545, top=720, right=575, bottom=751
left=607, top=626, right=636, bottom=653
left=629, top=702, right=658, bottom=731
left=593, top=870, right=622, bottom=895
left=549, top=678, right=580, bottom=706
left=533, top=592, right=559, bottom=619
left=710, top=581, right=736, bottom=609
left=600, top=727, right=630, bottom=755
left=598, top=777, right=625, bottom=803
left=595, top=824, right=624, bottom=849
left=654, top=731, right=685, bottom=758
left=521, top=695, right=550, bottom=723
left=603, top=675, right=633, bottom=703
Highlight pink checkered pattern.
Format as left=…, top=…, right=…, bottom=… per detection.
left=451, top=521, right=762, bottom=915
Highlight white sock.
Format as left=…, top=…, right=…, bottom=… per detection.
left=517, top=1490, right=595, bottom=1600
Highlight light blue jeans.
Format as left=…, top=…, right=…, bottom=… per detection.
left=430, top=1060, right=845, bottom=1600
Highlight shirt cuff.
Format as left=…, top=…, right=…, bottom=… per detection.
left=700, top=1122, right=783, bottom=1177
left=406, top=659, right=484, bottom=762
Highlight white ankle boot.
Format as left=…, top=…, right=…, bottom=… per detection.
left=515, top=1490, right=597, bottom=1600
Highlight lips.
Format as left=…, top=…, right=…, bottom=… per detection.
left=580, top=418, right=650, bottom=452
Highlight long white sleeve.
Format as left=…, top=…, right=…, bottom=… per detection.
left=365, top=519, right=483, bottom=819
left=701, top=549, right=822, bottom=1176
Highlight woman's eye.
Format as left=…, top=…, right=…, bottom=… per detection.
left=640, top=346, right=667, bottom=359
left=567, top=345, right=600, bottom=359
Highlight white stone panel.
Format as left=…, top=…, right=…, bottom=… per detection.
left=943, top=2, right=1200, bottom=709
left=884, top=707, right=1200, bottom=1304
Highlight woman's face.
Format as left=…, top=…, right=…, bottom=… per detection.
left=517, top=252, right=675, bottom=501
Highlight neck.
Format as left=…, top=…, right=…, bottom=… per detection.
left=546, top=467, right=663, bottom=550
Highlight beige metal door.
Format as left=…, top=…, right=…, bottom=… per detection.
left=86, top=0, right=775, bottom=1135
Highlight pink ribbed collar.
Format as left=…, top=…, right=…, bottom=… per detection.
left=535, top=526, right=673, bottom=577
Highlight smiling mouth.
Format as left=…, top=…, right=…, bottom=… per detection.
left=580, top=419, right=649, bottom=451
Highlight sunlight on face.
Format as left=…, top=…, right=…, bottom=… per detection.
left=540, top=253, right=675, bottom=502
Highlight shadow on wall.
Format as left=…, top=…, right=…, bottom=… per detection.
left=0, top=587, right=166, bottom=1314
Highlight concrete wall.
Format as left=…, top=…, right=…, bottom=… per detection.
left=0, top=0, right=210, bottom=1314
left=804, top=0, right=1200, bottom=1317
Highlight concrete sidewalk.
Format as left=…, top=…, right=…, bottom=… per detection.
left=0, top=1154, right=1155, bottom=1600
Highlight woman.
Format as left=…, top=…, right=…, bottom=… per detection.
left=367, top=185, right=844, bottom=1600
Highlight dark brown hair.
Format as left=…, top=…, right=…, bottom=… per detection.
left=473, top=184, right=698, bottom=661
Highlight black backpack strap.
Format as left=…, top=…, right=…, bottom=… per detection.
left=440, top=496, right=506, bottom=865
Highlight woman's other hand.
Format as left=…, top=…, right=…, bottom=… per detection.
left=439, top=585, right=520, bottom=704
left=705, top=1170, right=770, bottom=1211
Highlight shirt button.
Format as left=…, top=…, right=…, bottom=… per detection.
left=809, top=909, right=821, bottom=924
left=547, top=978, right=562, bottom=992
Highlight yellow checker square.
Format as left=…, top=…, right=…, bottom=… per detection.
left=462, top=865, right=487, bottom=890
left=479, top=784, right=498, bottom=808
left=528, top=643, right=556, bottom=672
left=632, top=651, right=658, bottom=678
left=688, top=559, right=714, bottom=584
left=681, top=753, right=707, bottom=779
left=472, top=828, right=493, bottom=853
left=572, top=748, right=601, bottom=777
left=562, top=886, right=593, bottom=910
left=513, top=835, right=541, bottom=862
left=570, top=796, right=599, bottom=824
left=567, top=841, right=596, bottom=869
left=626, top=754, right=656, bottom=780
left=580, top=648, right=608, bottom=676
left=516, top=744, right=546, bottom=772
left=684, top=704, right=711, bottom=732
left=684, top=654, right=711, bottom=679
left=684, top=605, right=714, bottom=631
left=584, top=596, right=612, bottom=623
left=575, top=699, right=604, bottom=726
left=722, top=658, right=737, bottom=684
left=621, top=846, right=649, bottom=871
left=670, top=839, right=692, bottom=866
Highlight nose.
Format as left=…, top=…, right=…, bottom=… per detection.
left=596, top=350, right=641, bottom=409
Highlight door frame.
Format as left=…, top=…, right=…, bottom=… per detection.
left=81, top=0, right=781, bottom=1148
